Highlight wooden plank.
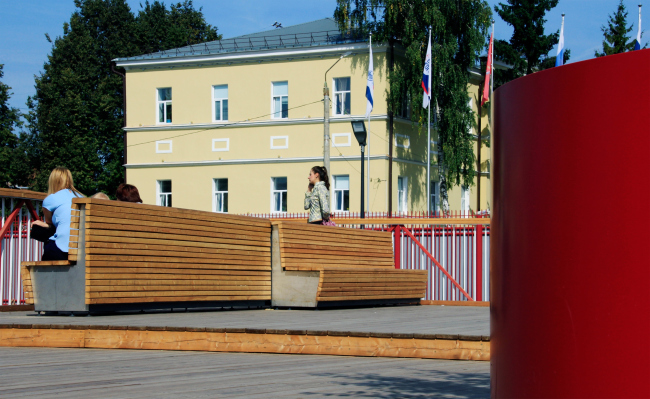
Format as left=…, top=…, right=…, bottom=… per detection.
left=282, top=259, right=394, bottom=267
left=85, top=228, right=270, bottom=244
left=0, top=188, right=47, bottom=200
left=85, top=259, right=270, bottom=268
left=83, top=248, right=270, bottom=260
left=317, top=294, right=423, bottom=301
left=84, top=222, right=270, bottom=240
left=87, top=279, right=271, bottom=286
left=319, top=283, right=427, bottom=289
left=278, top=229, right=392, bottom=243
left=279, top=241, right=393, bottom=252
left=279, top=251, right=392, bottom=260
left=87, top=271, right=270, bottom=278
left=87, top=284, right=271, bottom=292
left=83, top=202, right=271, bottom=228
left=86, top=263, right=271, bottom=272
left=85, top=215, right=270, bottom=237
left=22, top=261, right=75, bottom=267
left=84, top=241, right=270, bottom=254
left=274, top=221, right=392, bottom=237
left=87, top=295, right=270, bottom=304
left=284, top=266, right=394, bottom=272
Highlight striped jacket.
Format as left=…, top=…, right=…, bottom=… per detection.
left=304, top=181, right=330, bottom=223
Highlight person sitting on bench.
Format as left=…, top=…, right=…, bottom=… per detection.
left=32, top=167, right=84, bottom=261
left=116, top=183, right=142, bottom=203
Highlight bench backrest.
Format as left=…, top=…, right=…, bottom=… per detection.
left=272, top=221, right=394, bottom=271
left=70, top=198, right=272, bottom=305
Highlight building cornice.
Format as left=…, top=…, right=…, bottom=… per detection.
left=116, top=43, right=389, bottom=70
left=124, top=154, right=428, bottom=169
left=125, top=114, right=389, bottom=132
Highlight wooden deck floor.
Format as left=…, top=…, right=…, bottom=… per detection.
left=0, top=305, right=489, bottom=336
left=0, top=347, right=490, bottom=398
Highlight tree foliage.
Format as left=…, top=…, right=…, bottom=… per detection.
left=493, top=0, right=569, bottom=87
left=24, top=0, right=220, bottom=195
left=0, top=64, right=33, bottom=188
left=334, top=0, right=492, bottom=203
left=595, top=0, right=641, bottom=57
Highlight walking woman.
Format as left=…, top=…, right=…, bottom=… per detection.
left=32, top=167, right=84, bottom=260
left=304, top=166, right=331, bottom=225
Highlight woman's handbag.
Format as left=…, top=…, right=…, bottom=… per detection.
left=30, top=224, right=56, bottom=243
left=323, top=218, right=336, bottom=227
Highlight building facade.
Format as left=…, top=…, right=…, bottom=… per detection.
left=116, top=19, right=491, bottom=215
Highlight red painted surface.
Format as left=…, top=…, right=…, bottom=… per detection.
left=492, top=50, right=650, bottom=397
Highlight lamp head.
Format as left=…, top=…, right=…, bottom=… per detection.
left=351, top=120, right=367, bottom=146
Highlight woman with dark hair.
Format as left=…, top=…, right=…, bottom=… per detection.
left=304, top=166, right=331, bottom=225
left=116, top=183, right=142, bottom=203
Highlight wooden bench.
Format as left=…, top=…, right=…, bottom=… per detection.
left=271, top=221, right=428, bottom=307
left=22, top=198, right=272, bottom=313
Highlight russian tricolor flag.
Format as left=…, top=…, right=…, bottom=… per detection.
left=365, top=35, right=374, bottom=118
left=634, top=4, right=641, bottom=50
left=422, top=28, right=432, bottom=109
left=555, top=15, right=565, bottom=67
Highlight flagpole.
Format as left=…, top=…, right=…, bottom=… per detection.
left=367, top=33, right=371, bottom=217
left=426, top=28, right=431, bottom=215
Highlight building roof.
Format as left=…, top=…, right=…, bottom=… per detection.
left=115, top=18, right=365, bottom=62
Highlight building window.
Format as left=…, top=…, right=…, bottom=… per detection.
left=397, top=90, right=411, bottom=119
left=213, top=85, right=228, bottom=121
left=214, top=178, right=228, bottom=213
left=157, top=88, right=172, bottom=124
left=272, top=81, right=288, bottom=119
left=157, top=180, right=172, bottom=207
left=430, top=181, right=439, bottom=213
left=271, top=177, right=287, bottom=212
left=333, top=175, right=350, bottom=212
left=398, top=176, right=407, bottom=213
left=467, top=97, right=473, bottom=134
left=333, top=77, right=351, bottom=116
left=461, top=185, right=470, bottom=213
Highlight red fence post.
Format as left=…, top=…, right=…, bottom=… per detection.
left=394, top=225, right=401, bottom=269
left=475, top=224, right=483, bottom=301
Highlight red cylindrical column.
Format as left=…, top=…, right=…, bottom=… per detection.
left=492, top=50, right=650, bottom=397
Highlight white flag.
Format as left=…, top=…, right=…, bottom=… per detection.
left=365, top=36, right=374, bottom=118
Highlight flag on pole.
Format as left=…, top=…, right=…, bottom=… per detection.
left=481, top=31, right=493, bottom=107
left=365, top=36, right=374, bottom=118
left=555, top=15, right=565, bottom=67
left=422, top=28, right=432, bottom=108
left=635, top=6, right=642, bottom=50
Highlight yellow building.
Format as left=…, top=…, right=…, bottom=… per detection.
left=115, top=18, right=492, bottom=215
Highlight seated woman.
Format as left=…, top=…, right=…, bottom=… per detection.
left=32, top=167, right=84, bottom=261
left=116, top=183, right=142, bottom=203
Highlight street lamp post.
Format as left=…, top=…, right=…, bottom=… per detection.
left=351, top=120, right=367, bottom=227
left=323, top=52, right=352, bottom=187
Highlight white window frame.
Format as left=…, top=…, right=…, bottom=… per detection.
left=271, top=177, right=288, bottom=213
left=468, top=97, right=474, bottom=135
left=213, top=178, right=228, bottom=213
left=157, top=180, right=172, bottom=207
left=270, top=136, right=289, bottom=149
left=395, top=133, right=410, bottom=149
left=461, top=185, right=471, bottom=213
left=332, top=77, right=351, bottom=116
left=333, top=175, right=350, bottom=212
left=212, top=84, right=229, bottom=122
left=155, top=140, right=172, bottom=154
left=271, top=81, right=288, bottom=119
left=156, top=87, right=172, bottom=124
left=430, top=180, right=440, bottom=213
left=332, top=133, right=351, bottom=147
left=398, top=176, right=408, bottom=213
left=212, top=138, right=229, bottom=152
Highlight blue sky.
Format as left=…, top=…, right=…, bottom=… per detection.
left=0, top=0, right=645, bottom=113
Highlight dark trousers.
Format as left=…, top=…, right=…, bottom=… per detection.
left=42, top=240, right=68, bottom=261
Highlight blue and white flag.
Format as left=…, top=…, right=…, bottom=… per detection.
left=555, top=15, right=565, bottom=67
left=422, top=28, right=432, bottom=108
left=634, top=4, right=641, bottom=50
left=365, top=35, right=374, bottom=118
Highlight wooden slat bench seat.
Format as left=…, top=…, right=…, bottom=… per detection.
left=271, top=221, right=427, bottom=307
left=23, top=198, right=273, bottom=313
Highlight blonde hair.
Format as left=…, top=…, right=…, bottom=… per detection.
left=47, top=167, right=84, bottom=197
left=90, top=192, right=109, bottom=200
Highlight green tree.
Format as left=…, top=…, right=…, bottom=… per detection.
left=334, top=0, right=492, bottom=210
left=493, top=0, right=569, bottom=87
left=26, top=0, right=220, bottom=195
left=595, top=0, right=640, bottom=57
left=0, top=64, right=32, bottom=188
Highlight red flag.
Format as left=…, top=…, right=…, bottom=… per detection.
left=481, top=32, right=493, bottom=107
